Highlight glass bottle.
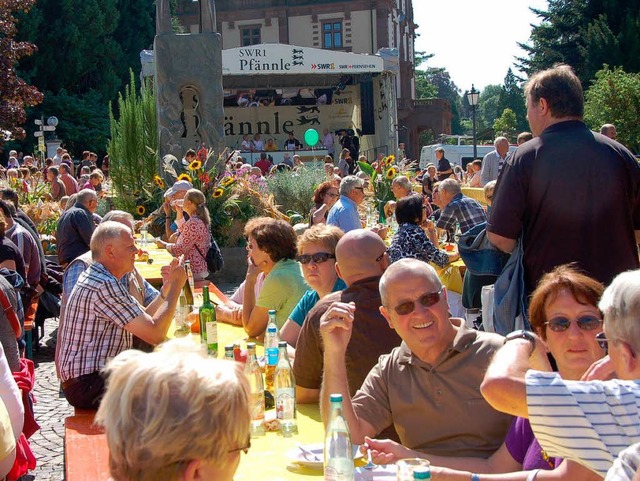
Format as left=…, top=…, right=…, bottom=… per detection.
left=324, top=393, right=354, bottom=481
left=264, top=310, right=279, bottom=395
left=183, top=260, right=195, bottom=306
left=274, top=341, right=297, bottom=436
left=224, top=344, right=234, bottom=361
left=245, top=342, right=265, bottom=436
left=199, top=286, right=217, bottom=356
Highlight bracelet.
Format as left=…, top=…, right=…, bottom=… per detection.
left=471, top=474, right=480, bottom=481
left=526, top=469, right=541, bottom=481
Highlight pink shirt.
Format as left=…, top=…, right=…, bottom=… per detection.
left=167, top=216, right=211, bottom=276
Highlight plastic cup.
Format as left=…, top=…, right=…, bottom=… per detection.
left=396, top=458, right=431, bottom=481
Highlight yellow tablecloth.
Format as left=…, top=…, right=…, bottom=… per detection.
left=134, top=240, right=175, bottom=285
left=461, top=187, right=487, bottom=206
left=169, top=322, right=328, bottom=480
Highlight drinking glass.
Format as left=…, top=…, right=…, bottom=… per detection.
left=174, top=304, right=194, bottom=337
left=140, top=226, right=148, bottom=246
left=396, top=458, right=430, bottom=481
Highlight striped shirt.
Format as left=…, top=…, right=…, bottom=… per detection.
left=526, top=370, right=640, bottom=477
left=57, top=262, right=145, bottom=382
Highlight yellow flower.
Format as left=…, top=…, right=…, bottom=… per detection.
left=212, top=188, right=224, bottom=198
left=386, top=166, right=398, bottom=179
left=386, top=155, right=395, bottom=165
left=177, top=173, right=192, bottom=182
left=188, top=160, right=202, bottom=171
left=136, top=205, right=146, bottom=216
left=220, top=176, right=236, bottom=187
left=153, top=175, right=165, bottom=189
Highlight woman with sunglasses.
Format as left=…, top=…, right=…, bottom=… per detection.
left=309, top=181, right=340, bottom=227
left=363, top=264, right=605, bottom=481
left=387, top=195, right=458, bottom=267
left=95, top=340, right=251, bottom=481
left=280, top=225, right=345, bottom=350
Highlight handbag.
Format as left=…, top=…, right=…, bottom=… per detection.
left=195, top=241, right=224, bottom=276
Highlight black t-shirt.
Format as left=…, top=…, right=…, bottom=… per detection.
left=488, top=120, right=640, bottom=293
left=0, top=237, right=26, bottom=283
left=437, top=157, right=452, bottom=181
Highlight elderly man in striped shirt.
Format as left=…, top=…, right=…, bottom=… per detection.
left=481, top=269, right=640, bottom=480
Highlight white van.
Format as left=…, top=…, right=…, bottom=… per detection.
left=419, top=136, right=516, bottom=169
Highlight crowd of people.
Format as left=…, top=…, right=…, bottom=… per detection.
left=0, top=62, right=639, bottom=481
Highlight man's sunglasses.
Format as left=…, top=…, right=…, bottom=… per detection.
left=391, top=288, right=443, bottom=315
left=296, top=252, right=335, bottom=265
left=545, top=315, right=602, bottom=332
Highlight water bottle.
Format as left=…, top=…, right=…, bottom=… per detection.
left=264, top=310, right=279, bottom=395
left=245, top=342, right=265, bottom=436
left=274, top=341, right=297, bottom=436
left=324, top=393, right=354, bottom=481
left=199, top=286, right=217, bottom=356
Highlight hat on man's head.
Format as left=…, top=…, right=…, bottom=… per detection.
left=164, top=180, right=193, bottom=198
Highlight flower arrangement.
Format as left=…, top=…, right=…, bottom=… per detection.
left=357, top=155, right=417, bottom=220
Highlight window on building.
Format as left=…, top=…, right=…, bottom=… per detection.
left=322, top=21, right=343, bottom=49
left=241, top=25, right=261, bottom=46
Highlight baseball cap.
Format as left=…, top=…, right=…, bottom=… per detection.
left=164, top=180, right=193, bottom=198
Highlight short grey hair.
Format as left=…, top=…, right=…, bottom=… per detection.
left=339, top=175, right=364, bottom=196
left=392, top=175, right=412, bottom=191
left=435, top=147, right=445, bottom=153
left=101, top=210, right=134, bottom=233
left=494, top=136, right=509, bottom=147
left=76, top=189, right=97, bottom=207
left=90, top=221, right=130, bottom=260
left=599, top=269, right=640, bottom=354
left=439, top=178, right=461, bottom=196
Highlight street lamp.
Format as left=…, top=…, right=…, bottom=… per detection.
left=466, top=84, right=480, bottom=160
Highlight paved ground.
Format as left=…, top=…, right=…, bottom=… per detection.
left=25, top=282, right=239, bottom=480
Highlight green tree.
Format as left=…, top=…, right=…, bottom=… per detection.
left=584, top=66, right=640, bottom=153
left=500, top=69, right=528, bottom=132
left=0, top=0, right=42, bottom=142
left=493, top=108, right=518, bottom=140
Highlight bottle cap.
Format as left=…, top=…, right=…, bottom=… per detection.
left=268, top=309, right=276, bottom=315
left=329, top=393, right=343, bottom=402
left=246, top=342, right=256, bottom=349
left=413, top=467, right=431, bottom=480
left=278, top=341, right=287, bottom=348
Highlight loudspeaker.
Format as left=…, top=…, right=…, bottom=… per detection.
left=360, top=80, right=375, bottom=136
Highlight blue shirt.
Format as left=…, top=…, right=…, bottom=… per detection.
left=289, top=278, right=347, bottom=326
left=327, top=195, right=361, bottom=232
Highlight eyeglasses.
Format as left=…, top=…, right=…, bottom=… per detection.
left=390, top=287, right=444, bottom=315
left=228, top=439, right=251, bottom=455
left=545, top=315, right=602, bottom=332
left=296, top=252, right=335, bottom=264
left=353, top=187, right=364, bottom=191
left=595, top=332, right=608, bottom=354
left=375, top=251, right=386, bottom=262
left=326, top=192, right=339, bottom=198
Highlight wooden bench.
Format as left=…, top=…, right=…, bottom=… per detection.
left=64, top=409, right=110, bottom=481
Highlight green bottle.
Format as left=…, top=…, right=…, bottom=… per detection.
left=199, top=286, right=217, bottom=356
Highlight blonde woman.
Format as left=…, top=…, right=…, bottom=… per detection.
left=157, top=189, right=211, bottom=280
left=96, top=340, right=250, bottom=481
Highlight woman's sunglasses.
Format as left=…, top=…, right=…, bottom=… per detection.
left=296, top=252, right=335, bottom=265
left=545, top=315, right=602, bottom=332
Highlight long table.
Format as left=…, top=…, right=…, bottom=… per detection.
left=134, top=239, right=175, bottom=285
left=65, top=316, right=334, bottom=481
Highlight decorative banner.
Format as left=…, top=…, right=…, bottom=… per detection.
left=222, top=44, right=384, bottom=76
left=304, top=129, right=319, bottom=147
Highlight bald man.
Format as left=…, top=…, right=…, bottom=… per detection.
left=293, top=229, right=402, bottom=404
left=319, top=258, right=511, bottom=459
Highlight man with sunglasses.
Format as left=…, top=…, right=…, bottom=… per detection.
left=294, top=229, right=402, bottom=411
left=319, top=258, right=511, bottom=457
left=481, top=269, right=640, bottom=479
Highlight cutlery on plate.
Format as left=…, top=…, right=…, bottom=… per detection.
left=297, top=444, right=321, bottom=462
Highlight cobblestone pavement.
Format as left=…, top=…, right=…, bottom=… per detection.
left=25, top=282, right=239, bottom=481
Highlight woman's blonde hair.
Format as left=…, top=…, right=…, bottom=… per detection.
left=95, top=340, right=250, bottom=481
left=184, top=188, right=210, bottom=227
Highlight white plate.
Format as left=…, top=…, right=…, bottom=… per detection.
left=288, top=443, right=363, bottom=469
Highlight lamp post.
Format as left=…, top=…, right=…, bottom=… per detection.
left=466, top=84, right=479, bottom=160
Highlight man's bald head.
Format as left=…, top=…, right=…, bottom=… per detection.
left=379, top=258, right=441, bottom=307
left=335, top=229, right=388, bottom=286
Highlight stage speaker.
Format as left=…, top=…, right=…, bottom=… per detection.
left=360, top=80, right=375, bottom=136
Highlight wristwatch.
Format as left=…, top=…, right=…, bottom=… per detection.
left=504, top=329, right=536, bottom=356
